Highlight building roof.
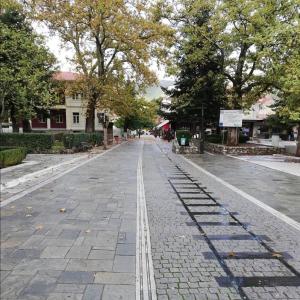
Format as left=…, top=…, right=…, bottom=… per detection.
left=53, top=71, right=79, bottom=81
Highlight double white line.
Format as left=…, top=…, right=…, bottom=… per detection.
left=136, top=144, right=157, bottom=300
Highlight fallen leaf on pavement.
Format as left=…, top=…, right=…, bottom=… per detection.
left=272, top=252, right=282, bottom=258
left=228, top=251, right=237, bottom=257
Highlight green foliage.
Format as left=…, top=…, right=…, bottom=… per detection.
left=51, top=140, right=65, bottom=152
left=0, top=3, right=57, bottom=130
left=0, top=147, right=27, bottom=168
left=115, top=98, right=158, bottom=131
left=176, top=130, right=192, bottom=146
left=205, top=134, right=223, bottom=144
left=170, top=0, right=299, bottom=110
left=0, top=133, right=53, bottom=152
left=205, top=133, right=249, bottom=144
left=62, top=133, right=103, bottom=149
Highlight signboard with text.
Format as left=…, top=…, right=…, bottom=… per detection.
left=219, top=110, right=243, bottom=127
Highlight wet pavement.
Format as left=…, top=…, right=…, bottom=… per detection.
left=1, top=137, right=300, bottom=299
left=183, top=152, right=300, bottom=223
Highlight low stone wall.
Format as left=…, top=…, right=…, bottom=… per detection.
left=172, top=140, right=199, bottom=154
left=204, top=142, right=286, bottom=155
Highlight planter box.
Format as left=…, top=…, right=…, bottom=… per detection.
left=172, top=139, right=198, bottom=154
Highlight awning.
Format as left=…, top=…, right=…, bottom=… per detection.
left=156, top=120, right=169, bottom=129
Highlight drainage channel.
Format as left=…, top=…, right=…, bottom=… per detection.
left=158, top=147, right=300, bottom=299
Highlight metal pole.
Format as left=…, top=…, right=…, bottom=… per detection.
left=199, top=102, right=204, bottom=154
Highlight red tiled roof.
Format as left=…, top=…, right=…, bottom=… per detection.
left=53, top=71, right=79, bottom=81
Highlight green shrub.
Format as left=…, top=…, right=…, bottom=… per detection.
left=205, top=132, right=249, bottom=144
left=0, top=147, right=27, bottom=168
left=205, top=133, right=223, bottom=144
left=62, top=132, right=103, bottom=149
left=52, top=132, right=65, bottom=142
left=176, top=130, right=192, bottom=146
left=51, top=141, right=65, bottom=152
left=0, top=133, right=53, bottom=152
left=239, top=134, right=250, bottom=144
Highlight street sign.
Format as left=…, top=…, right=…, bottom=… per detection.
left=219, top=110, right=243, bottom=127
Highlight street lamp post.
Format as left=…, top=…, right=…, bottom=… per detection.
left=199, top=102, right=204, bottom=154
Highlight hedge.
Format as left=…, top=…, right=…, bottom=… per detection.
left=176, top=130, right=192, bottom=146
left=0, top=133, right=53, bottom=152
left=62, top=132, right=103, bottom=149
left=0, top=147, right=27, bottom=168
left=205, top=132, right=249, bottom=144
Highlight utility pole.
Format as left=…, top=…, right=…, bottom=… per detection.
left=199, top=102, right=204, bottom=154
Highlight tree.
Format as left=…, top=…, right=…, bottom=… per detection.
left=115, top=97, right=157, bottom=132
left=0, top=1, right=57, bottom=132
left=161, top=2, right=226, bottom=136
left=171, top=0, right=300, bottom=145
left=272, top=53, right=300, bottom=156
left=30, top=0, right=174, bottom=142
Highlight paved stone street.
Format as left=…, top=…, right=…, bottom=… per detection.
left=1, top=138, right=300, bottom=299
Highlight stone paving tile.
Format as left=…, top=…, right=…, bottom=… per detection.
left=54, top=284, right=87, bottom=293
left=82, top=284, right=103, bottom=300
left=0, top=275, right=33, bottom=299
left=66, top=259, right=113, bottom=272
left=66, top=246, right=91, bottom=259
left=101, top=284, right=135, bottom=300
left=1, top=143, right=139, bottom=299
left=40, top=246, right=70, bottom=258
left=116, top=243, right=136, bottom=255
left=112, top=255, right=135, bottom=273
left=11, top=259, right=68, bottom=275
left=94, top=272, right=135, bottom=285
left=88, top=249, right=115, bottom=260
left=46, top=293, right=83, bottom=300
left=18, top=273, right=57, bottom=298
left=58, top=271, right=95, bottom=284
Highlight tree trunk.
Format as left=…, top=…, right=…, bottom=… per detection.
left=11, top=116, right=19, bottom=133
left=296, top=124, right=300, bottom=157
left=85, top=102, right=95, bottom=133
left=103, top=125, right=108, bottom=150
left=22, top=119, right=32, bottom=132
left=10, top=105, right=19, bottom=133
left=227, top=127, right=238, bottom=146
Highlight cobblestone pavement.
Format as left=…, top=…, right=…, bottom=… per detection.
left=1, top=138, right=300, bottom=300
left=144, top=139, right=300, bottom=300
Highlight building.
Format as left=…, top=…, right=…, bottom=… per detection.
left=242, top=95, right=276, bottom=138
left=31, top=71, right=107, bottom=132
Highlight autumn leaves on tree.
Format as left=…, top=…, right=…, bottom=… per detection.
left=31, top=0, right=174, bottom=135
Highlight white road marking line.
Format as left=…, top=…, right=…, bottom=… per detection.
left=227, top=154, right=300, bottom=177
left=1, top=155, right=88, bottom=191
left=181, top=155, right=300, bottom=232
left=136, top=141, right=157, bottom=300
left=205, top=151, right=215, bottom=156
left=0, top=143, right=123, bottom=208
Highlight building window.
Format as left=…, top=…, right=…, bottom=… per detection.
left=38, top=114, right=47, bottom=123
left=72, top=93, right=82, bottom=100
left=56, top=114, right=63, bottom=123
left=73, top=112, right=80, bottom=124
